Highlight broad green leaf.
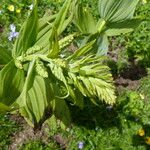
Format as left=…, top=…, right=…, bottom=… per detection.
left=98, top=0, right=139, bottom=22
left=0, top=61, right=25, bottom=105
left=18, top=74, right=53, bottom=126
left=105, top=19, right=142, bottom=36
left=0, top=47, right=12, bottom=65
left=12, top=2, right=38, bottom=57
left=50, top=98, right=71, bottom=128
left=16, top=61, right=52, bottom=126
left=0, top=103, right=11, bottom=113
left=47, top=0, right=75, bottom=57
left=74, top=4, right=97, bottom=34
left=36, top=22, right=53, bottom=43
left=96, top=34, right=109, bottom=55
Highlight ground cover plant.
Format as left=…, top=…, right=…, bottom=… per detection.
left=0, top=0, right=150, bottom=149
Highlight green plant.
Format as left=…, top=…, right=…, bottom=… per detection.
left=0, top=0, right=140, bottom=129
left=108, top=1, right=150, bottom=71
left=0, top=0, right=31, bottom=25
left=126, top=1, right=150, bottom=67
left=0, top=114, right=21, bottom=150
left=73, top=0, right=141, bottom=55
left=19, top=140, right=59, bottom=150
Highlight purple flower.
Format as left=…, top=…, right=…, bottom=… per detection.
left=8, top=32, right=19, bottom=41
left=78, top=141, right=84, bottom=149
left=8, top=24, right=19, bottom=41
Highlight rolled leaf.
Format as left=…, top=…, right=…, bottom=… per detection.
left=74, top=4, right=97, bottom=34
left=12, top=2, right=38, bottom=57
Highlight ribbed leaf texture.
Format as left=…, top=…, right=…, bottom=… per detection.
left=68, top=55, right=116, bottom=104
left=98, top=0, right=139, bottom=22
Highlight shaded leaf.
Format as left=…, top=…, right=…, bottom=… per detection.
left=105, top=19, right=142, bottom=36
left=0, top=47, right=12, bottom=65
left=50, top=98, right=71, bottom=128
left=74, top=4, right=97, bottom=34
left=16, top=61, right=53, bottom=126
left=0, top=103, right=11, bottom=113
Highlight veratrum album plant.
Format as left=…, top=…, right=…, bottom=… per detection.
left=0, top=0, right=140, bottom=129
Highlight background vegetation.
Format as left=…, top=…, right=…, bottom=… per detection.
left=0, top=0, right=150, bottom=150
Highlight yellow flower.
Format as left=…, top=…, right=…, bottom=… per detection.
left=16, top=9, right=21, bottom=13
left=138, top=128, right=145, bottom=136
left=8, top=5, right=14, bottom=12
left=145, top=137, right=150, bottom=145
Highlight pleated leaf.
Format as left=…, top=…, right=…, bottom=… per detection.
left=0, top=61, right=25, bottom=105
left=98, top=0, right=139, bottom=22
left=96, top=34, right=109, bottom=55
left=19, top=76, right=52, bottom=126
left=12, top=2, right=38, bottom=57
left=16, top=61, right=52, bottom=126
left=105, top=18, right=142, bottom=36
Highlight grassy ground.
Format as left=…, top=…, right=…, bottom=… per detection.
left=0, top=114, right=21, bottom=150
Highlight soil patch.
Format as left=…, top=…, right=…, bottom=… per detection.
left=9, top=115, right=50, bottom=150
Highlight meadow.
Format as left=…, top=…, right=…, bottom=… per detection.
left=0, top=0, right=150, bottom=149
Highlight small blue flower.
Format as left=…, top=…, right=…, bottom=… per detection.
left=8, top=32, right=19, bottom=41
left=78, top=141, right=84, bottom=149
left=8, top=24, right=19, bottom=41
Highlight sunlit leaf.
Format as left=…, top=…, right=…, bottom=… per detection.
left=0, top=61, right=25, bottom=105
left=98, top=0, right=139, bottom=22
left=12, top=2, right=38, bottom=57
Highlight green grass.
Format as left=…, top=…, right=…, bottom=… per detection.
left=19, top=91, right=150, bottom=149
left=0, top=114, right=21, bottom=150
